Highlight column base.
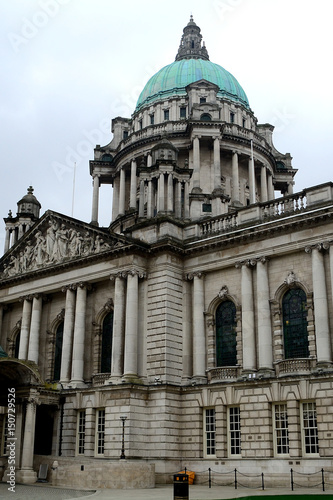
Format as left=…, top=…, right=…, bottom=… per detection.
left=257, top=368, right=275, bottom=379
left=68, top=380, right=87, bottom=389
left=191, top=376, right=207, bottom=385
left=121, top=374, right=142, bottom=384
left=15, top=468, right=37, bottom=484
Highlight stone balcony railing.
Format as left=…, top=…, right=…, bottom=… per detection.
left=275, top=358, right=317, bottom=377
left=198, top=182, right=333, bottom=238
left=207, top=366, right=241, bottom=382
left=92, top=373, right=111, bottom=386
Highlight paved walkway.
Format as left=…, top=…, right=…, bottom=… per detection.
left=0, top=482, right=332, bottom=500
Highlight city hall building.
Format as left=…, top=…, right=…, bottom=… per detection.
left=0, top=17, right=333, bottom=489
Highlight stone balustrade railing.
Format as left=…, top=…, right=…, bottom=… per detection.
left=275, top=358, right=316, bottom=377
left=207, top=366, right=241, bottom=382
left=92, top=373, right=111, bottom=386
left=198, top=182, right=333, bottom=238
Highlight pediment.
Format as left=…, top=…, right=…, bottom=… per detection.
left=185, top=79, right=219, bottom=92
left=0, top=211, right=125, bottom=279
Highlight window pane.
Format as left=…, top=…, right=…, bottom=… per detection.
left=96, top=409, right=105, bottom=455
left=282, top=289, right=309, bottom=359
left=101, top=311, right=113, bottom=373
left=77, top=411, right=86, bottom=455
left=274, top=404, right=289, bottom=454
left=216, top=301, right=237, bottom=366
left=229, top=407, right=241, bottom=455
left=53, top=321, right=64, bottom=381
left=205, top=409, right=216, bottom=456
left=303, top=402, right=319, bottom=454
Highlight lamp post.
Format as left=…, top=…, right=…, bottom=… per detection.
left=120, top=415, right=127, bottom=459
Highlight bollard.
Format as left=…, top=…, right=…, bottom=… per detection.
left=174, top=473, right=189, bottom=500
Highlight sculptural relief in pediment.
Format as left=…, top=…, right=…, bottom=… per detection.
left=1, top=218, right=115, bottom=278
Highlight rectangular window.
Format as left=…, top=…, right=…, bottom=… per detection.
left=302, top=402, right=319, bottom=454
left=229, top=406, right=241, bottom=456
left=0, top=415, right=8, bottom=456
left=274, top=404, right=289, bottom=455
left=164, top=109, right=169, bottom=121
left=180, top=106, right=187, bottom=119
left=230, top=112, right=235, bottom=123
left=204, top=408, right=216, bottom=456
left=200, top=97, right=206, bottom=103
left=202, top=203, right=212, bottom=213
left=76, top=410, right=86, bottom=455
left=123, top=131, right=128, bottom=140
left=150, top=114, right=154, bottom=125
left=95, top=409, right=105, bottom=456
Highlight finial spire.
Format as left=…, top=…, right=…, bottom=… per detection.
left=175, top=17, right=209, bottom=61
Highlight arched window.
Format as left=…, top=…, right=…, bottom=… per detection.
left=216, top=300, right=237, bottom=366
left=200, top=113, right=212, bottom=121
left=101, top=311, right=113, bottom=373
left=282, top=288, right=309, bottom=359
left=53, top=321, right=64, bottom=381
left=14, top=331, right=20, bottom=358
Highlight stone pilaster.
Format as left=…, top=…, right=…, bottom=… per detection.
left=256, top=257, right=273, bottom=372
left=18, top=296, right=32, bottom=360
left=70, top=283, right=90, bottom=387
left=188, top=272, right=206, bottom=384
left=60, top=285, right=76, bottom=385
left=110, top=272, right=126, bottom=380
left=237, top=260, right=256, bottom=373
left=27, top=294, right=43, bottom=364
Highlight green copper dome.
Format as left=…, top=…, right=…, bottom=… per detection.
left=135, top=58, right=250, bottom=112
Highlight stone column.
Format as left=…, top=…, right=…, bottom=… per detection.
left=147, top=179, right=153, bottom=218
left=267, top=172, right=274, bottom=200
left=184, top=181, right=190, bottom=219
left=123, top=271, right=139, bottom=379
left=18, top=224, right=24, bottom=239
left=111, top=176, right=119, bottom=222
left=232, top=151, right=240, bottom=205
left=248, top=156, right=256, bottom=204
left=16, top=395, right=38, bottom=484
left=70, top=283, right=89, bottom=386
left=91, top=174, right=100, bottom=225
left=110, top=273, right=126, bottom=379
left=175, top=180, right=182, bottom=218
left=129, top=159, right=137, bottom=209
left=167, top=173, right=173, bottom=212
left=287, top=181, right=294, bottom=195
left=18, top=296, right=32, bottom=360
left=0, top=304, right=3, bottom=338
left=182, top=279, right=192, bottom=382
left=260, top=165, right=268, bottom=203
left=27, top=294, right=42, bottom=364
left=138, top=179, right=145, bottom=217
left=213, top=137, right=221, bottom=190
left=119, top=168, right=126, bottom=215
left=256, top=257, right=273, bottom=371
left=238, top=261, right=256, bottom=372
left=147, top=153, right=152, bottom=167
left=192, top=136, right=201, bottom=189
left=4, top=228, right=11, bottom=253
left=307, top=245, right=332, bottom=365
left=192, top=272, right=206, bottom=382
left=158, top=173, right=165, bottom=213
left=60, top=285, right=76, bottom=384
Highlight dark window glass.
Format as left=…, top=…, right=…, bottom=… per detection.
left=123, top=131, right=128, bottom=140
left=216, top=301, right=237, bottom=366
left=54, top=321, right=64, bottom=381
left=200, top=113, right=212, bottom=121
left=200, top=97, right=206, bottom=103
left=150, top=114, right=154, bottom=125
left=180, top=107, right=186, bottom=118
left=164, top=109, right=169, bottom=120
left=282, top=288, right=309, bottom=359
left=101, top=311, right=113, bottom=373
left=14, top=331, right=20, bottom=358
left=230, top=112, right=235, bottom=123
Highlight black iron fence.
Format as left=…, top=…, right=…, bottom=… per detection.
left=165, top=466, right=333, bottom=492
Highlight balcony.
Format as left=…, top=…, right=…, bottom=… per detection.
left=275, top=358, right=316, bottom=377
left=207, top=366, right=241, bottom=382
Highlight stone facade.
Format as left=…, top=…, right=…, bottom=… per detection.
left=0, top=16, right=333, bottom=489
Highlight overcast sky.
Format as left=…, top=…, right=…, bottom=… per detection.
left=1, top=0, right=332, bottom=251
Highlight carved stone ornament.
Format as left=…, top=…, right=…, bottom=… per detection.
left=218, top=285, right=228, bottom=299
left=284, top=271, right=296, bottom=285
left=1, top=217, right=115, bottom=278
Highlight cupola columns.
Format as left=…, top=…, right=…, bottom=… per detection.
left=91, top=174, right=100, bottom=226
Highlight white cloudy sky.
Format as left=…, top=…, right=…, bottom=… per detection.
left=1, top=0, right=332, bottom=251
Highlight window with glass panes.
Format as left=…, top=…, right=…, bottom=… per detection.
left=204, top=408, right=216, bottom=456
left=282, top=288, right=309, bottom=359
left=302, top=402, right=319, bottom=454
left=0, top=415, right=8, bottom=455
left=274, top=404, right=289, bottom=455
left=229, top=407, right=241, bottom=455
left=96, top=409, right=105, bottom=455
left=77, top=410, right=86, bottom=455
left=216, top=301, right=237, bottom=366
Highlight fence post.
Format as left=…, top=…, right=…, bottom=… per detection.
left=322, top=469, right=325, bottom=492
left=261, top=472, right=264, bottom=490
left=290, top=468, right=294, bottom=491
left=234, top=469, right=237, bottom=489
left=208, top=468, right=211, bottom=488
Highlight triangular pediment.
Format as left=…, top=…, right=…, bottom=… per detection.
left=185, top=79, right=219, bottom=92
left=0, top=211, right=130, bottom=280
